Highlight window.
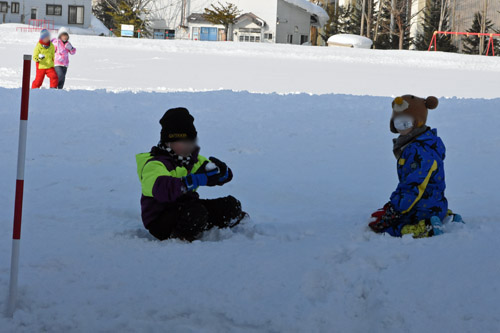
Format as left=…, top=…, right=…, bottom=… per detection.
left=239, top=28, right=261, bottom=34
left=287, top=34, right=293, bottom=44
left=31, top=8, right=36, bottom=19
left=11, top=2, right=19, bottom=13
left=0, top=2, right=7, bottom=13
left=264, top=33, right=273, bottom=40
left=46, top=4, right=62, bottom=16
left=300, top=35, right=308, bottom=44
left=166, top=30, right=175, bottom=39
left=239, top=34, right=260, bottom=43
left=68, top=6, right=84, bottom=24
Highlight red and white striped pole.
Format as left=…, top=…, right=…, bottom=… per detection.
left=5, top=54, right=32, bottom=317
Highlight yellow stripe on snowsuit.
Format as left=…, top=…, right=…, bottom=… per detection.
left=402, top=160, right=438, bottom=214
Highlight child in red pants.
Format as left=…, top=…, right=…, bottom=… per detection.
left=32, top=29, right=58, bottom=89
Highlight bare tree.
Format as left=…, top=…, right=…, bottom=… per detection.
left=203, top=2, right=241, bottom=41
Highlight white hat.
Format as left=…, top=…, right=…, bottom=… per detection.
left=58, top=27, right=70, bottom=39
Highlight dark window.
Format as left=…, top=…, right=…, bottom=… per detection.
left=166, top=29, right=175, bottom=39
left=287, top=34, right=293, bottom=44
left=0, top=2, right=8, bottom=13
left=300, top=35, right=308, bottom=44
left=11, top=2, right=19, bottom=13
left=31, top=8, right=36, bottom=19
left=264, top=33, right=273, bottom=40
left=46, top=4, right=62, bottom=16
left=68, top=5, right=84, bottom=24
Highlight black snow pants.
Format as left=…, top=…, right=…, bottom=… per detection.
left=147, top=195, right=244, bottom=241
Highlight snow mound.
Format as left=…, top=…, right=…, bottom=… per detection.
left=328, top=34, right=373, bottom=49
left=283, top=0, right=329, bottom=26
left=0, top=89, right=499, bottom=332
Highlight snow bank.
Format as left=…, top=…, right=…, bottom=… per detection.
left=283, top=0, right=329, bottom=26
left=0, top=89, right=499, bottom=332
left=328, top=34, right=373, bottom=49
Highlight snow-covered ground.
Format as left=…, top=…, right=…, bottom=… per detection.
left=1, top=24, right=500, bottom=332
left=1, top=24, right=500, bottom=98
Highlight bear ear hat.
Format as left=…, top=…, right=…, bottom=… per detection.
left=425, top=96, right=439, bottom=110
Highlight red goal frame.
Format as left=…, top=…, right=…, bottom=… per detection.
left=428, top=31, right=500, bottom=56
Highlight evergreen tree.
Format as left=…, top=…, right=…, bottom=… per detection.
left=462, top=12, right=499, bottom=55
left=321, top=2, right=341, bottom=41
left=93, top=0, right=150, bottom=37
left=203, top=2, right=241, bottom=41
left=339, top=4, right=357, bottom=34
left=414, top=0, right=457, bottom=52
left=107, top=0, right=150, bottom=38
left=321, top=4, right=358, bottom=42
left=92, top=0, right=116, bottom=33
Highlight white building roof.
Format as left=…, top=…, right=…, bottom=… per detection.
left=282, top=0, right=329, bottom=26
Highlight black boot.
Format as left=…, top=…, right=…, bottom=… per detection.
left=200, top=196, right=246, bottom=229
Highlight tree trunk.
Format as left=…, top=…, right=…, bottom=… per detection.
left=366, top=0, right=372, bottom=39
left=479, top=0, right=488, bottom=54
left=390, top=0, right=396, bottom=44
left=361, top=0, right=367, bottom=36
left=373, top=0, right=384, bottom=47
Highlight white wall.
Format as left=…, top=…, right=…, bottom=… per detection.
left=276, top=0, right=311, bottom=44
left=1, top=0, right=91, bottom=28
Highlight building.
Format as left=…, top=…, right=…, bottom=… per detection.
left=149, top=0, right=328, bottom=44
left=0, top=0, right=92, bottom=28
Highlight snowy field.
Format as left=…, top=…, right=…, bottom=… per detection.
left=1, top=24, right=500, bottom=332
left=1, top=24, right=500, bottom=98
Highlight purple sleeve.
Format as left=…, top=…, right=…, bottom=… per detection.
left=152, top=176, right=185, bottom=203
left=69, top=47, right=76, bottom=55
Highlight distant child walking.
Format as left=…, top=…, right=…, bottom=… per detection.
left=52, top=27, right=76, bottom=89
left=32, top=29, right=58, bottom=89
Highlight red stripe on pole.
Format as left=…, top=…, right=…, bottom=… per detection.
left=20, top=56, right=31, bottom=121
left=12, top=179, right=24, bottom=240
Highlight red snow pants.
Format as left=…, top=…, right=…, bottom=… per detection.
left=32, top=63, right=58, bottom=89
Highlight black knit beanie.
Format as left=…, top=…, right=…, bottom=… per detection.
left=159, top=108, right=197, bottom=143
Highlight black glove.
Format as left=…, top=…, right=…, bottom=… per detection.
left=209, top=157, right=233, bottom=186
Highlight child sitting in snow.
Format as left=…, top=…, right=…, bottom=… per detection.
left=52, top=27, right=76, bottom=89
left=32, top=29, right=58, bottom=89
left=369, top=95, right=456, bottom=238
left=136, top=108, right=247, bottom=241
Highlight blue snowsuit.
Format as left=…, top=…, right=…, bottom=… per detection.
left=386, top=128, right=448, bottom=236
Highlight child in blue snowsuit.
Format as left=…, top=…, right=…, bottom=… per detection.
left=369, top=95, right=449, bottom=238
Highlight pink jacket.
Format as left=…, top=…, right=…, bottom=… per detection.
left=52, top=38, right=76, bottom=67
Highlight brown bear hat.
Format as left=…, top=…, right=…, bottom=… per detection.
left=390, top=95, right=439, bottom=133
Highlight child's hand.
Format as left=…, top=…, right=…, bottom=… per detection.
left=182, top=167, right=220, bottom=191
left=65, top=43, right=73, bottom=51
left=38, top=54, right=45, bottom=59
left=208, top=157, right=233, bottom=185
